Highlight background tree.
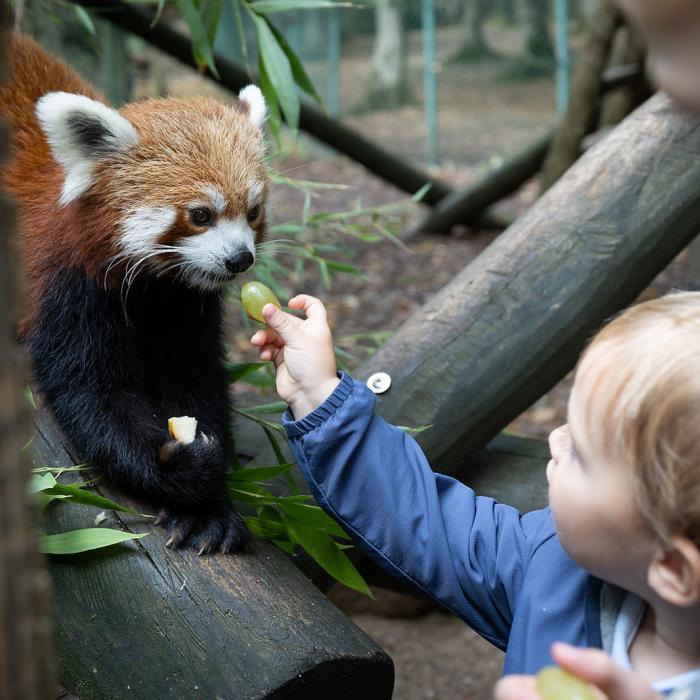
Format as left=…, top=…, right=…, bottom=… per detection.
left=0, top=1, right=56, bottom=695
left=451, top=0, right=494, bottom=62
left=366, top=0, right=411, bottom=108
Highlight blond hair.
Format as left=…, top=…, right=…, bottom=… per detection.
left=579, top=292, right=700, bottom=547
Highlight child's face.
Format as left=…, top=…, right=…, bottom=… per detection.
left=546, top=357, right=655, bottom=590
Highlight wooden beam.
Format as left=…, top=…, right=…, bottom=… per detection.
left=35, top=411, right=394, bottom=699
left=354, top=93, right=700, bottom=472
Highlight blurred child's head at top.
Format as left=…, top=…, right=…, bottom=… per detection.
left=547, top=292, right=700, bottom=606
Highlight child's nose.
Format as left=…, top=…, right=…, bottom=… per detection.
left=548, top=424, right=568, bottom=463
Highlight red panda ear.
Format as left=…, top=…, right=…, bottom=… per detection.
left=35, top=91, right=138, bottom=206
left=237, top=85, right=267, bottom=129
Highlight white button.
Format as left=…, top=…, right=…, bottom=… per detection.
left=367, top=372, right=391, bottom=394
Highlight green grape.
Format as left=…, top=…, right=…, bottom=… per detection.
left=241, top=281, right=282, bottom=323
left=536, top=666, right=597, bottom=700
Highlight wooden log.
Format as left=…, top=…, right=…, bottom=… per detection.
left=408, top=131, right=552, bottom=237
left=353, top=93, right=700, bottom=472
left=540, top=0, right=620, bottom=191
left=0, top=5, right=57, bottom=696
left=598, top=27, right=647, bottom=129
left=34, top=410, right=394, bottom=699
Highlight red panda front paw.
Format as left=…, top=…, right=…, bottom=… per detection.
left=158, top=433, right=227, bottom=499
left=158, top=506, right=251, bottom=554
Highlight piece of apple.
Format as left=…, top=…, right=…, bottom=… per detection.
left=167, top=416, right=198, bottom=444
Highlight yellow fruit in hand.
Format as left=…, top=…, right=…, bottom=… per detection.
left=241, top=281, right=281, bottom=323
left=168, top=416, right=197, bottom=444
left=536, top=666, right=597, bottom=700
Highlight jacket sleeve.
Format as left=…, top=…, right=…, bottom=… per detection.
left=283, top=372, right=553, bottom=650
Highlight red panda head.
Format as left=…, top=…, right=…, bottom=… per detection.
left=36, top=86, right=268, bottom=292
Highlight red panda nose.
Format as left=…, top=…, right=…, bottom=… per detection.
left=225, top=252, right=254, bottom=274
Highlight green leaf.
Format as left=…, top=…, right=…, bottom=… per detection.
left=44, top=484, right=144, bottom=515
left=244, top=515, right=287, bottom=538
left=150, top=0, right=168, bottom=27
left=229, top=463, right=294, bottom=482
left=273, top=539, right=296, bottom=554
left=259, top=57, right=281, bottom=145
left=230, top=0, right=251, bottom=73
left=278, top=500, right=350, bottom=539
left=38, top=493, right=72, bottom=510
left=396, top=424, right=433, bottom=435
left=411, top=182, right=432, bottom=203
left=250, top=12, right=299, bottom=130
left=201, top=0, right=223, bottom=43
left=73, top=5, right=97, bottom=36
left=285, top=519, right=372, bottom=597
left=244, top=400, right=288, bottom=415
left=267, top=20, right=321, bottom=103
left=29, top=473, right=57, bottom=494
left=175, top=0, right=220, bottom=76
left=41, top=528, right=147, bottom=555
left=251, top=0, right=351, bottom=13
left=226, top=361, right=267, bottom=382
left=318, top=258, right=331, bottom=289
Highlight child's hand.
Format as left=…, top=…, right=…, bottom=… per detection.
left=250, top=294, right=339, bottom=420
left=493, top=644, right=664, bottom=700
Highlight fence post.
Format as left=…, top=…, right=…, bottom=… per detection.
left=555, top=0, right=570, bottom=113
left=421, top=0, right=438, bottom=166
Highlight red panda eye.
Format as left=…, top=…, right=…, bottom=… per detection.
left=247, top=205, right=261, bottom=223
left=190, top=207, right=213, bottom=226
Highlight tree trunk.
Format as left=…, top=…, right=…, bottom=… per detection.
left=598, top=25, right=647, bottom=129
left=451, top=0, right=493, bottom=62
left=521, top=0, right=554, bottom=66
left=367, top=0, right=411, bottom=109
left=0, top=7, right=57, bottom=696
left=539, top=0, right=619, bottom=191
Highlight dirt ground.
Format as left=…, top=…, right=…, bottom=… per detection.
left=161, top=19, right=694, bottom=699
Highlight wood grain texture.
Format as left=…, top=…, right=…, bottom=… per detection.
left=33, top=410, right=393, bottom=699
left=353, top=93, right=700, bottom=472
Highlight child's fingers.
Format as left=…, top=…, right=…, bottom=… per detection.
left=250, top=328, right=283, bottom=348
left=287, top=294, right=327, bottom=323
left=493, top=675, right=539, bottom=700
left=551, top=644, right=662, bottom=700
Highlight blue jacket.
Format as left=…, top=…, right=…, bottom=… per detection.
left=282, top=372, right=603, bottom=675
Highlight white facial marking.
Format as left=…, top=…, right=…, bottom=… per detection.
left=179, top=215, right=256, bottom=290
left=248, top=181, right=263, bottom=210
left=238, top=85, right=267, bottom=129
left=36, top=92, right=138, bottom=206
left=120, top=206, right=177, bottom=256
left=202, top=185, right=227, bottom=214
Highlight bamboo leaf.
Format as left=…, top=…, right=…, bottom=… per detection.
left=251, top=0, right=351, bottom=13
left=259, top=57, right=281, bottom=144
left=44, top=484, right=145, bottom=515
left=229, top=463, right=294, bottom=482
left=267, top=20, right=321, bottom=103
left=285, top=519, right=372, bottom=597
left=41, top=528, right=147, bottom=555
left=30, top=473, right=57, bottom=494
left=250, top=12, right=299, bottom=130
left=278, top=500, right=350, bottom=539
left=226, top=361, right=267, bottom=382
left=73, top=5, right=96, bottom=36
left=175, top=0, right=220, bottom=76
left=244, top=400, right=288, bottom=415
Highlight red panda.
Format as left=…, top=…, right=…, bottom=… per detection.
left=1, top=34, right=270, bottom=553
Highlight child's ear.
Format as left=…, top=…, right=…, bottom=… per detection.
left=647, top=536, right=700, bottom=606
